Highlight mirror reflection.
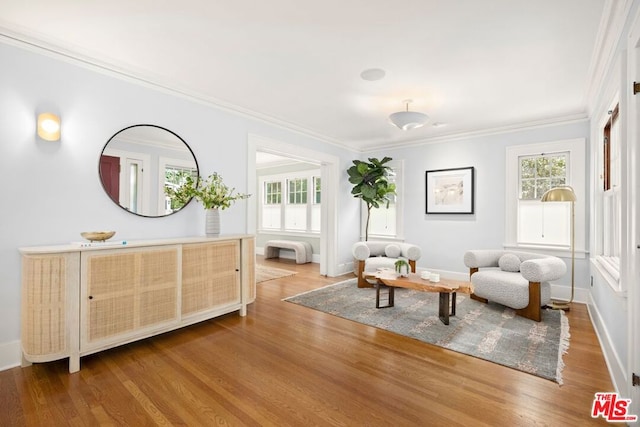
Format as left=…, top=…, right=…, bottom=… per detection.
left=99, top=124, right=199, bottom=217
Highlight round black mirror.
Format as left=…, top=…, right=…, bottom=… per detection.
left=99, top=124, right=199, bottom=217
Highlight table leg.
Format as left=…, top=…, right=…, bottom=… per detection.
left=451, top=292, right=457, bottom=316
left=376, top=283, right=394, bottom=309
left=438, top=292, right=450, bottom=325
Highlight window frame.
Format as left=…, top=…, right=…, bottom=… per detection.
left=505, top=139, right=586, bottom=258
left=593, top=99, right=623, bottom=291
left=258, top=170, right=320, bottom=235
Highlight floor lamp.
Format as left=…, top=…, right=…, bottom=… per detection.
left=541, top=185, right=576, bottom=311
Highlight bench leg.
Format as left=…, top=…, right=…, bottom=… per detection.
left=264, top=247, right=279, bottom=259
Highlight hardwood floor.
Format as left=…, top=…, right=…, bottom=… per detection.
left=1, top=258, right=613, bottom=426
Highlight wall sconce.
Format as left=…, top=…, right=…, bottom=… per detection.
left=37, top=113, right=61, bottom=141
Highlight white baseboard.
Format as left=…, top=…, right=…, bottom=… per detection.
left=586, top=294, right=626, bottom=394
left=336, top=261, right=354, bottom=276
left=550, top=283, right=588, bottom=304
left=0, top=340, right=21, bottom=372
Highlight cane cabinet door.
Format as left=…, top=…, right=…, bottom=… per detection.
left=21, top=252, right=79, bottom=362
left=81, top=246, right=180, bottom=351
left=182, top=240, right=240, bottom=317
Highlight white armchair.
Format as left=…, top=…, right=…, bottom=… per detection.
left=352, top=241, right=422, bottom=288
left=463, top=250, right=567, bottom=321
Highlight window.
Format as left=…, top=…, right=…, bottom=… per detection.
left=364, top=160, right=403, bottom=240
left=259, top=170, right=320, bottom=234
left=594, top=102, right=621, bottom=287
left=265, top=181, right=282, bottom=204
left=287, top=178, right=307, bottom=204
left=164, top=164, right=198, bottom=213
left=505, top=139, right=585, bottom=256
left=603, top=104, right=621, bottom=259
left=518, top=153, right=571, bottom=246
left=313, top=177, right=321, bottom=204
left=286, top=178, right=308, bottom=230
left=262, top=181, right=282, bottom=229
left=311, top=177, right=321, bottom=232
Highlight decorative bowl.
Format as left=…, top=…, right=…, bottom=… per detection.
left=81, top=231, right=116, bottom=242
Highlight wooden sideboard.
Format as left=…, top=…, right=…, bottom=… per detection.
left=19, top=235, right=256, bottom=373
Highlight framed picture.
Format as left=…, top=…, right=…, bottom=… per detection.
left=425, top=167, right=475, bottom=214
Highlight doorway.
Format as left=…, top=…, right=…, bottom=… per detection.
left=247, top=134, right=339, bottom=276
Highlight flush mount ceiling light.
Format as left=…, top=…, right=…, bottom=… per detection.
left=388, top=99, right=428, bottom=130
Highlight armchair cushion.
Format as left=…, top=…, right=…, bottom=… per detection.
left=471, top=270, right=551, bottom=310
left=498, top=253, right=521, bottom=272
left=384, top=244, right=401, bottom=258
left=352, top=241, right=421, bottom=263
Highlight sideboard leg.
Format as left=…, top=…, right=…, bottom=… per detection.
left=239, top=305, right=247, bottom=317
left=21, top=353, right=32, bottom=368
left=69, top=355, right=80, bottom=373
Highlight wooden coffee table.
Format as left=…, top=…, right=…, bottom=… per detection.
left=364, top=272, right=473, bottom=325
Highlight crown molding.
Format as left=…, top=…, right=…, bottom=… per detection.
left=0, top=24, right=346, bottom=149
left=358, top=113, right=589, bottom=153
left=0, top=21, right=600, bottom=155
left=584, top=0, right=634, bottom=115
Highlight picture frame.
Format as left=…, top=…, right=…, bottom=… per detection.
left=425, top=167, right=475, bottom=214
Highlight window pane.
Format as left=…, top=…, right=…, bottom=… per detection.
left=610, top=112, right=621, bottom=188
left=264, top=181, right=282, bottom=205
left=536, top=157, right=551, bottom=177
left=285, top=204, right=307, bottom=230
left=521, top=180, right=536, bottom=200
left=311, top=204, right=321, bottom=232
left=550, top=156, right=566, bottom=177
left=262, top=205, right=281, bottom=229
left=164, top=165, right=198, bottom=213
left=520, top=158, right=535, bottom=179
left=287, top=178, right=308, bottom=205
left=519, top=153, right=567, bottom=200
left=313, top=177, right=321, bottom=204
left=129, top=163, right=138, bottom=212
left=603, top=190, right=621, bottom=257
left=518, top=200, right=571, bottom=246
left=369, top=203, right=397, bottom=237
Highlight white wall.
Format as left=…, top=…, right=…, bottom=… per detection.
left=0, top=41, right=360, bottom=369
left=371, top=120, right=591, bottom=289
left=585, top=0, right=640, bottom=397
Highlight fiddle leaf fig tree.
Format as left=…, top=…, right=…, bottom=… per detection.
left=347, top=156, right=396, bottom=240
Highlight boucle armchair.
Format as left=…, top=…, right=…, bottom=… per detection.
left=463, top=250, right=567, bottom=322
left=353, top=241, right=422, bottom=288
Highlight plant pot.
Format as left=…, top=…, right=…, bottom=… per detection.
left=205, top=208, right=220, bottom=237
left=396, top=263, right=410, bottom=277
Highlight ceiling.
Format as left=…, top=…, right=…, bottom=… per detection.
left=0, top=0, right=606, bottom=151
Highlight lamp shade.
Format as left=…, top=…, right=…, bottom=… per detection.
left=388, top=111, right=429, bottom=130
left=540, top=185, right=577, bottom=202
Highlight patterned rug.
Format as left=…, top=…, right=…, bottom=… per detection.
left=284, top=278, right=570, bottom=383
left=256, top=265, right=297, bottom=283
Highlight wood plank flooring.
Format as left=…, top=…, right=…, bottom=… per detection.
left=0, top=257, right=613, bottom=426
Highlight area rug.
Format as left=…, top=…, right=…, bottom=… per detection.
left=257, top=265, right=297, bottom=283
left=284, top=278, right=570, bottom=384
